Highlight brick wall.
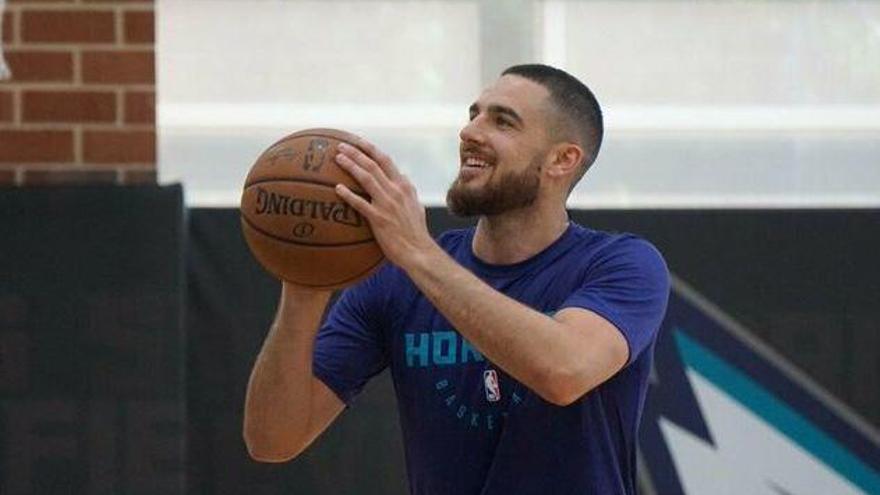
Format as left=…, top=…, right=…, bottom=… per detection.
left=0, top=0, right=155, bottom=186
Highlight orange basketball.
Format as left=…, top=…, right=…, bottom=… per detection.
left=240, top=128, right=384, bottom=289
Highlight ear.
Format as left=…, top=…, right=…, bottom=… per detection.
left=544, top=142, right=584, bottom=179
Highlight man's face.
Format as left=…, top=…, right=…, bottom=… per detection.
left=447, top=75, right=555, bottom=217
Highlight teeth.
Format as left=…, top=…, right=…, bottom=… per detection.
left=465, top=157, right=488, bottom=168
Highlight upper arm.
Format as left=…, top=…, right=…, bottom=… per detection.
left=300, top=376, right=346, bottom=451
left=248, top=377, right=344, bottom=464
left=546, top=238, right=669, bottom=402
left=553, top=307, right=630, bottom=391
left=561, top=238, right=670, bottom=366
left=312, top=265, right=394, bottom=404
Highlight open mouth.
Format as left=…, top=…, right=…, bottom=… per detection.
left=463, top=156, right=491, bottom=170
left=459, top=143, right=495, bottom=177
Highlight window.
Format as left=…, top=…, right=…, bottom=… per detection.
left=159, top=0, right=880, bottom=207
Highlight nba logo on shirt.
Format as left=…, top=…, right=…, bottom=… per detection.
left=483, top=369, right=501, bottom=402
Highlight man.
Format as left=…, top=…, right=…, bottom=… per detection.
left=244, top=64, right=670, bottom=495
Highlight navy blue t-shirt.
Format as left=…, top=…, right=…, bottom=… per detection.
left=313, top=222, right=670, bottom=495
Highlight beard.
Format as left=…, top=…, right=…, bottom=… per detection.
left=446, top=153, right=543, bottom=217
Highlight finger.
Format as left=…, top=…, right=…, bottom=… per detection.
left=336, top=143, right=396, bottom=191
left=335, top=184, right=379, bottom=219
left=352, top=138, right=402, bottom=182
left=335, top=152, right=392, bottom=201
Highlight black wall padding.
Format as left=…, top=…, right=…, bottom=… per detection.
left=0, top=185, right=186, bottom=495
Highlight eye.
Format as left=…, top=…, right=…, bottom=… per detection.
left=496, top=116, right=512, bottom=128
left=467, top=105, right=479, bottom=121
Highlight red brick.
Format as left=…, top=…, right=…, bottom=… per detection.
left=83, top=129, right=155, bottom=164
left=9, top=1, right=76, bottom=4
left=22, top=10, right=115, bottom=44
left=124, top=90, right=153, bottom=124
left=120, top=167, right=155, bottom=184
left=4, top=50, right=73, bottom=82
left=2, top=11, right=13, bottom=43
left=0, top=168, right=16, bottom=185
left=0, top=91, right=13, bottom=122
left=82, top=50, right=153, bottom=84
left=23, top=90, right=116, bottom=123
left=123, top=11, right=153, bottom=43
left=22, top=167, right=118, bottom=186
left=0, top=130, right=74, bottom=163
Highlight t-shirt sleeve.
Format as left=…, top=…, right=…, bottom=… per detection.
left=312, top=266, right=392, bottom=405
left=560, top=237, right=670, bottom=365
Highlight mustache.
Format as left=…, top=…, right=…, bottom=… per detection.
left=459, top=142, right=494, bottom=159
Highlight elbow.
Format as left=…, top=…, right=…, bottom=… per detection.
left=242, top=425, right=304, bottom=463
left=534, top=335, right=630, bottom=406
left=533, top=366, right=595, bottom=407
left=536, top=382, right=589, bottom=407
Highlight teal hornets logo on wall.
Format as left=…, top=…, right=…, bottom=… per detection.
left=640, top=278, right=880, bottom=495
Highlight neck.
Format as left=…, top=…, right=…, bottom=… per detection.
left=471, top=199, right=570, bottom=265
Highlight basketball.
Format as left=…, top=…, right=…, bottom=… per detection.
left=240, top=128, right=384, bottom=289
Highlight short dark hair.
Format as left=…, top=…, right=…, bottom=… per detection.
left=501, top=64, right=603, bottom=186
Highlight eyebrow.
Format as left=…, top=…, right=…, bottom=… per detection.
left=469, top=103, right=524, bottom=127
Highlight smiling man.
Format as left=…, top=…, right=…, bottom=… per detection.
left=243, top=64, right=670, bottom=495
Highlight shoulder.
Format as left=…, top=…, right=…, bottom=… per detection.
left=355, top=260, right=406, bottom=294
left=570, top=222, right=664, bottom=260
left=435, top=227, right=473, bottom=252
left=569, top=223, right=669, bottom=284
left=353, top=228, right=472, bottom=293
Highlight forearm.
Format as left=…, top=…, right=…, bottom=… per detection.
left=403, top=246, right=587, bottom=404
left=243, top=285, right=332, bottom=459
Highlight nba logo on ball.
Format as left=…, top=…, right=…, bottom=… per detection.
left=483, top=369, right=501, bottom=402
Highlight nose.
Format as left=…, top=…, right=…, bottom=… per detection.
left=459, top=117, right=485, bottom=145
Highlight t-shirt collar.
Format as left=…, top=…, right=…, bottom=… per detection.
left=462, top=222, right=580, bottom=279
